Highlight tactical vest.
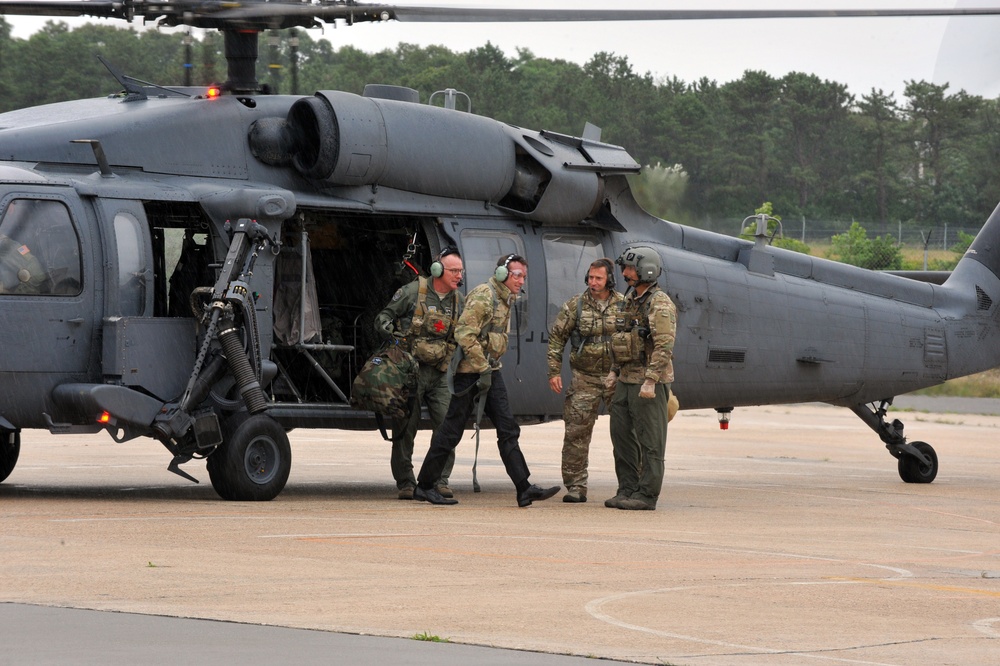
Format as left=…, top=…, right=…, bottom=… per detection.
left=611, top=290, right=653, bottom=365
left=406, top=277, right=460, bottom=368
left=569, top=291, right=615, bottom=355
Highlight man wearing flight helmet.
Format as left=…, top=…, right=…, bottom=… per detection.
left=605, top=246, right=677, bottom=511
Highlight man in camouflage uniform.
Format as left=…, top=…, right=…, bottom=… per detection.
left=375, top=248, right=464, bottom=500
left=547, top=258, right=623, bottom=503
left=414, top=254, right=560, bottom=508
left=605, top=246, right=677, bottom=511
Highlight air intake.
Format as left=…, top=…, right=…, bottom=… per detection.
left=707, top=347, right=747, bottom=368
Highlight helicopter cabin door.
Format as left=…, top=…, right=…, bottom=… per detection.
left=0, top=191, right=97, bottom=426
left=95, top=200, right=197, bottom=402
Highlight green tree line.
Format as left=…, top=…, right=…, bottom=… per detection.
left=2, top=20, right=998, bottom=235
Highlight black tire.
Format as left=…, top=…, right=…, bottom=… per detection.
left=898, top=440, right=938, bottom=484
left=206, top=414, right=291, bottom=501
left=0, top=431, right=19, bottom=483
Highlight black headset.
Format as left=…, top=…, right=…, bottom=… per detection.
left=494, top=253, right=518, bottom=281
left=429, top=246, right=459, bottom=278
left=585, top=258, right=616, bottom=290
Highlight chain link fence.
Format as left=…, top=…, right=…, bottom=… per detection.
left=684, top=217, right=982, bottom=270
left=689, top=217, right=979, bottom=249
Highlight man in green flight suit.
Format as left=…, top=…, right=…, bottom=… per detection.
left=375, top=247, right=465, bottom=500
left=606, top=246, right=677, bottom=511
left=547, top=258, right=623, bottom=503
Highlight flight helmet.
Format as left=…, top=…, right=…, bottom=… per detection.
left=616, top=246, right=662, bottom=283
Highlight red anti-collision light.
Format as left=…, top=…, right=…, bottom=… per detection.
left=97, top=411, right=111, bottom=424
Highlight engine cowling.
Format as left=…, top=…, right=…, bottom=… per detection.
left=287, top=90, right=515, bottom=203
left=251, top=89, right=640, bottom=225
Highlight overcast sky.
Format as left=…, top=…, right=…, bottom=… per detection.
left=5, top=0, right=1000, bottom=100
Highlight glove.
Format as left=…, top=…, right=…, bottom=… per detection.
left=476, top=370, right=493, bottom=394
left=603, top=371, right=617, bottom=391
left=639, top=379, right=656, bottom=399
left=377, top=318, right=394, bottom=340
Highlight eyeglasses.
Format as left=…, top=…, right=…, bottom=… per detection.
left=508, top=270, right=527, bottom=280
left=444, top=268, right=465, bottom=275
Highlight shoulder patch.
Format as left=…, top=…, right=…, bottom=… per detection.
left=390, top=288, right=404, bottom=302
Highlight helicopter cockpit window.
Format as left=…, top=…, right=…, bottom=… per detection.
left=114, top=211, right=146, bottom=316
left=542, top=234, right=604, bottom=326
left=0, top=198, right=82, bottom=296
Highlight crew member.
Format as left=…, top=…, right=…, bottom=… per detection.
left=606, top=246, right=677, bottom=511
left=414, top=254, right=560, bottom=507
left=547, top=258, right=623, bottom=503
left=375, top=247, right=465, bottom=499
left=0, top=233, right=47, bottom=294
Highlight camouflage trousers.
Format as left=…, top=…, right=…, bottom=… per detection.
left=561, top=369, right=616, bottom=495
left=390, top=364, right=455, bottom=490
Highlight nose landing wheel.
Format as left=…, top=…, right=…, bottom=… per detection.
left=206, top=413, right=291, bottom=500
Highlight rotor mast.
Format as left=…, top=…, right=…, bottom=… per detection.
left=224, top=30, right=262, bottom=94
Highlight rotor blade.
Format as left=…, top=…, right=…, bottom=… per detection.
left=0, top=0, right=124, bottom=18
left=2, top=1, right=999, bottom=29
left=219, top=4, right=1000, bottom=25
left=385, top=6, right=1000, bottom=23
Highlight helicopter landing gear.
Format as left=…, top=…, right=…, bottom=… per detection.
left=850, top=400, right=938, bottom=483
left=897, top=440, right=938, bottom=484
left=206, top=413, right=291, bottom=501
left=0, top=430, right=19, bottom=483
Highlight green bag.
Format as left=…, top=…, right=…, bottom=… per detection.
left=351, top=344, right=419, bottom=420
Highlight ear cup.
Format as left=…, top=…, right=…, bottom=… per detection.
left=430, top=261, right=443, bottom=278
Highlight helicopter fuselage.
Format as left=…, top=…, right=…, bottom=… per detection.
left=1, top=84, right=998, bottom=495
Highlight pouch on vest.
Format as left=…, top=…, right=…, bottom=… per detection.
left=610, top=330, right=636, bottom=364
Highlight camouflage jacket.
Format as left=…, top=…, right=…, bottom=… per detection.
left=374, top=277, right=464, bottom=372
left=547, top=289, right=623, bottom=378
left=610, top=284, right=676, bottom=385
left=454, top=277, right=515, bottom=374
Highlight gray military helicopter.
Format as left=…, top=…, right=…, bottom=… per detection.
left=0, top=1, right=996, bottom=500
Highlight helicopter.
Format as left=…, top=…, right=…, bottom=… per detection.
left=0, top=1, right=997, bottom=501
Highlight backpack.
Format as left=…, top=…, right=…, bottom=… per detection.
left=351, top=344, right=419, bottom=421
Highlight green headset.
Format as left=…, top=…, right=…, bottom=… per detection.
left=494, top=253, right=521, bottom=282
left=429, top=246, right=459, bottom=278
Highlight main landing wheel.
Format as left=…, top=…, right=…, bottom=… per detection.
left=898, top=440, right=938, bottom=484
left=207, top=413, right=291, bottom=501
left=0, top=431, right=19, bottom=483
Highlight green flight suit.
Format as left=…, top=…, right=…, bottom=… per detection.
left=375, top=277, right=463, bottom=490
left=608, top=284, right=677, bottom=506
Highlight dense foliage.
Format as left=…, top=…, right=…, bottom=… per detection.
left=1, top=20, right=998, bottom=239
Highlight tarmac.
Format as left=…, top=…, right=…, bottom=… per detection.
left=1, top=399, right=999, bottom=665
